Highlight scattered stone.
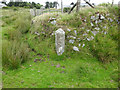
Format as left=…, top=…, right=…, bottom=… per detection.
left=94, top=27, right=100, bottom=30
left=51, top=20, right=56, bottom=25
left=79, top=44, right=81, bottom=47
left=104, top=26, right=107, bottom=29
left=91, top=31, right=98, bottom=36
left=106, top=14, right=110, bottom=16
left=82, top=27, right=85, bottom=29
left=82, top=44, right=85, bottom=47
left=74, top=30, right=77, bottom=35
left=41, top=31, right=45, bottom=34
left=73, top=46, right=79, bottom=51
left=35, top=32, right=40, bottom=36
left=69, top=39, right=74, bottom=44
left=98, top=20, right=102, bottom=23
left=100, top=15, right=105, bottom=20
left=86, top=30, right=90, bottom=32
left=67, top=28, right=71, bottom=32
left=96, top=13, right=100, bottom=19
left=49, top=17, right=56, bottom=21
left=95, top=20, right=98, bottom=24
left=109, top=18, right=113, bottom=22
left=83, top=33, right=87, bottom=36
left=78, top=38, right=81, bottom=41
left=68, top=36, right=76, bottom=39
left=104, top=31, right=107, bottom=35
left=55, top=28, right=65, bottom=55
left=87, top=36, right=94, bottom=41
left=91, top=22, right=94, bottom=27
left=51, top=31, right=55, bottom=35
left=91, top=16, right=96, bottom=20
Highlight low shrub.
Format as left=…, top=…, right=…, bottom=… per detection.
left=2, top=7, right=10, bottom=9
left=2, top=40, right=30, bottom=69
left=13, top=7, right=18, bottom=11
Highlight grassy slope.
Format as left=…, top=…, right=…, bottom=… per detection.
left=2, top=6, right=119, bottom=88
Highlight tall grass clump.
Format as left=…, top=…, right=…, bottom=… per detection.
left=15, top=14, right=31, bottom=34
left=2, top=40, right=30, bottom=69
left=88, top=34, right=118, bottom=63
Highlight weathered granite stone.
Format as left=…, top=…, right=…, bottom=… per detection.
left=30, top=9, right=36, bottom=16
left=36, top=9, right=41, bottom=16
left=55, top=28, right=65, bottom=55
left=118, top=1, right=120, bottom=7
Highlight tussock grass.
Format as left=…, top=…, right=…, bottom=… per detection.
left=2, top=8, right=31, bottom=69
left=2, top=40, right=30, bottom=69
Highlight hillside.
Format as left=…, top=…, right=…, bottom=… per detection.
left=1, top=6, right=119, bottom=88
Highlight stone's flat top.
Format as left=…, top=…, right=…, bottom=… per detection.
left=55, top=28, right=65, bottom=34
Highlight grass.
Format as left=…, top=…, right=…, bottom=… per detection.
left=2, top=6, right=119, bottom=88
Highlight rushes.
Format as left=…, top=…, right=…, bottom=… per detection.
left=2, top=40, right=30, bottom=69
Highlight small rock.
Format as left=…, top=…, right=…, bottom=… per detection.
left=51, top=20, right=56, bottom=25
left=98, top=20, right=102, bottom=23
left=91, top=16, right=96, bottom=20
left=104, top=26, right=107, bottom=29
left=69, top=39, right=74, bottom=44
left=96, top=13, right=100, bottom=19
left=82, top=27, right=85, bottom=29
left=79, top=44, right=81, bottom=47
left=83, top=33, right=87, bottom=36
left=87, top=36, right=94, bottom=41
left=109, top=18, right=113, bottom=22
left=67, top=28, right=71, bottom=32
left=82, top=44, right=85, bottom=47
left=95, top=20, right=98, bottom=24
left=91, top=31, right=98, bottom=36
left=91, top=22, right=94, bottom=27
left=104, top=31, right=107, bottom=35
left=41, top=31, right=45, bottom=34
left=73, top=46, right=79, bottom=51
left=35, top=32, right=40, bottom=36
left=94, top=27, right=100, bottom=30
left=67, top=36, right=76, bottom=39
left=74, top=30, right=77, bottom=35
left=86, top=30, right=90, bottom=32
left=100, top=15, right=105, bottom=19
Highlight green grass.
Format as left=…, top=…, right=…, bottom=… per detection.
left=2, top=6, right=119, bottom=88
left=3, top=54, right=118, bottom=88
